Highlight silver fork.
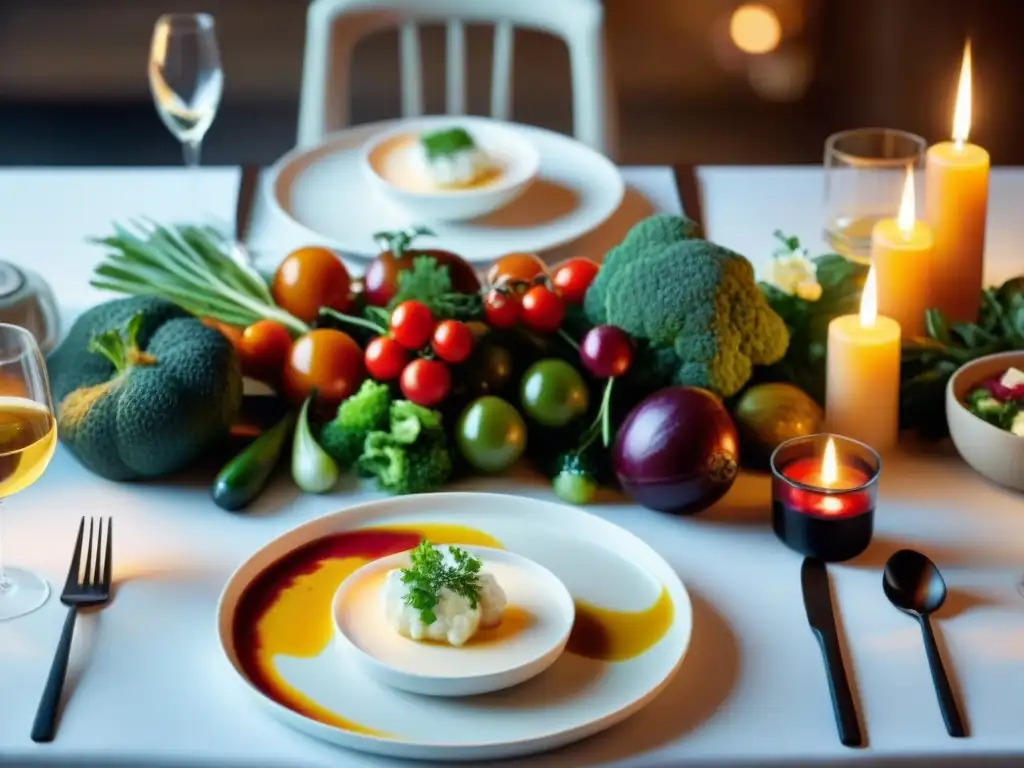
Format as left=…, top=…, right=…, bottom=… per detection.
left=30, top=517, right=113, bottom=743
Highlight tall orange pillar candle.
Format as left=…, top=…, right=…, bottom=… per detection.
left=925, top=40, right=989, bottom=323
left=826, top=267, right=902, bottom=452
left=871, top=168, right=934, bottom=337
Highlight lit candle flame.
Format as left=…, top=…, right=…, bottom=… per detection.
left=952, top=40, right=972, bottom=147
left=859, top=266, right=878, bottom=328
left=897, top=167, right=915, bottom=236
left=821, top=437, right=839, bottom=488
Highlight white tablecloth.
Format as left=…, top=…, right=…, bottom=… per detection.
left=2, top=165, right=1024, bottom=768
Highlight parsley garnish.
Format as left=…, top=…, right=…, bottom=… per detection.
left=400, top=540, right=482, bottom=625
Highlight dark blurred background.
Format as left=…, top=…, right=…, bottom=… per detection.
left=0, top=0, right=1018, bottom=166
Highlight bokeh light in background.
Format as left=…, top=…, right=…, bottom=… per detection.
left=711, top=1, right=813, bottom=103
left=729, top=4, right=781, bottom=54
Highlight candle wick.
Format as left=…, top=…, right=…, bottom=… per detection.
left=953, top=138, right=965, bottom=152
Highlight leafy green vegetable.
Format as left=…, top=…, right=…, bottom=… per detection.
left=292, top=396, right=340, bottom=493
left=756, top=232, right=869, bottom=404
left=901, top=279, right=1024, bottom=438
left=420, top=127, right=476, bottom=160
left=356, top=400, right=452, bottom=494
left=318, top=380, right=392, bottom=468
left=90, top=220, right=308, bottom=335
left=390, top=256, right=482, bottom=320
left=399, top=540, right=482, bottom=625
left=585, top=215, right=788, bottom=398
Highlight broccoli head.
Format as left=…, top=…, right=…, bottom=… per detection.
left=318, top=379, right=391, bottom=468
left=604, top=239, right=789, bottom=398
left=584, top=213, right=701, bottom=324
left=357, top=427, right=452, bottom=495
left=355, top=400, right=452, bottom=494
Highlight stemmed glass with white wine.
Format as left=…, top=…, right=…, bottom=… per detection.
left=0, top=324, right=58, bottom=621
left=148, top=14, right=223, bottom=180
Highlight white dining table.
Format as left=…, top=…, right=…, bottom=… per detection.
left=2, top=164, right=1024, bottom=768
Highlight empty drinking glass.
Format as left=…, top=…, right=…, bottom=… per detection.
left=148, top=14, right=223, bottom=171
left=823, top=128, right=926, bottom=262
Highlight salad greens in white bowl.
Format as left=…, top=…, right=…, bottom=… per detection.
left=946, top=349, right=1024, bottom=491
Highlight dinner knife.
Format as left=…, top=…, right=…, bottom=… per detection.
left=801, top=557, right=863, bottom=748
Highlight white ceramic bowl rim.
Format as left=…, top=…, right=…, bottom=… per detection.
left=332, top=546, right=575, bottom=683
left=361, top=117, right=541, bottom=198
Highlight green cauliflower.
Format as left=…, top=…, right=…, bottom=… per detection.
left=356, top=400, right=452, bottom=495
left=318, top=379, right=391, bottom=468
left=587, top=218, right=789, bottom=398
left=585, top=213, right=702, bottom=324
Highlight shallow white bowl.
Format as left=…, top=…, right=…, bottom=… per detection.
left=332, top=545, right=574, bottom=697
left=946, top=349, right=1024, bottom=492
left=361, top=117, right=540, bottom=223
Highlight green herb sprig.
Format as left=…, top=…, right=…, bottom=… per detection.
left=400, top=540, right=482, bottom=625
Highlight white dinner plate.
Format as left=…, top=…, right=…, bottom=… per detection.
left=217, top=492, right=693, bottom=762
left=263, top=117, right=625, bottom=263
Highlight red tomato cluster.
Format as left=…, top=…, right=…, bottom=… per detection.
left=482, top=255, right=600, bottom=334
left=365, top=300, right=476, bottom=407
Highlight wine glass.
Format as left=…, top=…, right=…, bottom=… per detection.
left=148, top=14, right=223, bottom=172
left=0, top=324, right=57, bottom=621
left=823, top=128, right=926, bottom=262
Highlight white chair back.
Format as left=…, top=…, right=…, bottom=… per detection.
left=298, top=0, right=615, bottom=156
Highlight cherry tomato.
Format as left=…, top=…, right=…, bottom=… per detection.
left=281, top=329, right=365, bottom=405
left=271, top=246, right=352, bottom=324
left=400, top=358, right=452, bottom=407
left=483, top=290, right=520, bottom=329
left=520, top=285, right=565, bottom=333
left=552, top=258, right=600, bottom=305
left=365, top=336, right=409, bottom=381
left=389, top=300, right=435, bottom=350
left=486, top=252, right=548, bottom=288
left=238, top=320, right=292, bottom=375
left=431, top=320, right=474, bottom=364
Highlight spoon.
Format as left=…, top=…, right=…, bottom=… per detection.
left=882, top=549, right=967, bottom=738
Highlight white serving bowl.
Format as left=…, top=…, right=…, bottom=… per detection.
left=946, top=349, right=1024, bottom=492
left=361, top=117, right=540, bottom=223
left=332, top=545, right=574, bottom=697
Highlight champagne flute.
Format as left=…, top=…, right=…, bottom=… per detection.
left=148, top=14, right=223, bottom=178
left=0, top=324, right=57, bottom=621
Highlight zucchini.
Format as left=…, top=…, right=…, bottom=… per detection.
left=212, top=411, right=296, bottom=511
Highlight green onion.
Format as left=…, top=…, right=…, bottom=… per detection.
left=88, top=220, right=309, bottom=336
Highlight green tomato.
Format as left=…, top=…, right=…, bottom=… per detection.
left=553, top=469, right=597, bottom=505
left=519, top=359, right=590, bottom=427
left=456, top=396, right=527, bottom=474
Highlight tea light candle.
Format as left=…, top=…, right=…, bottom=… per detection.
left=925, top=40, right=989, bottom=323
left=871, top=168, right=934, bottom=338
left=771, top=434, right=881, bottom=561
left=825, top=267, right=902, bottom=452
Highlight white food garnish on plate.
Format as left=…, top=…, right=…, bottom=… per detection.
left=416, top=127, right=496, bottom=189
left=382, top=543, right=507, bottom=647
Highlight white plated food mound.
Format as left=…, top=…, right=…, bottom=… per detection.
left=333, top=544, right=575, bottom=697
left=382, top=542, right=507, bottom=647
left=363, top=119, right=540, bottom=223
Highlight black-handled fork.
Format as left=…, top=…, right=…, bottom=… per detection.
left=31, top=517, right=112, bottom=743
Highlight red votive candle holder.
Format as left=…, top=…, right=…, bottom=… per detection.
left=770, top=433, right=881, bottom=562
